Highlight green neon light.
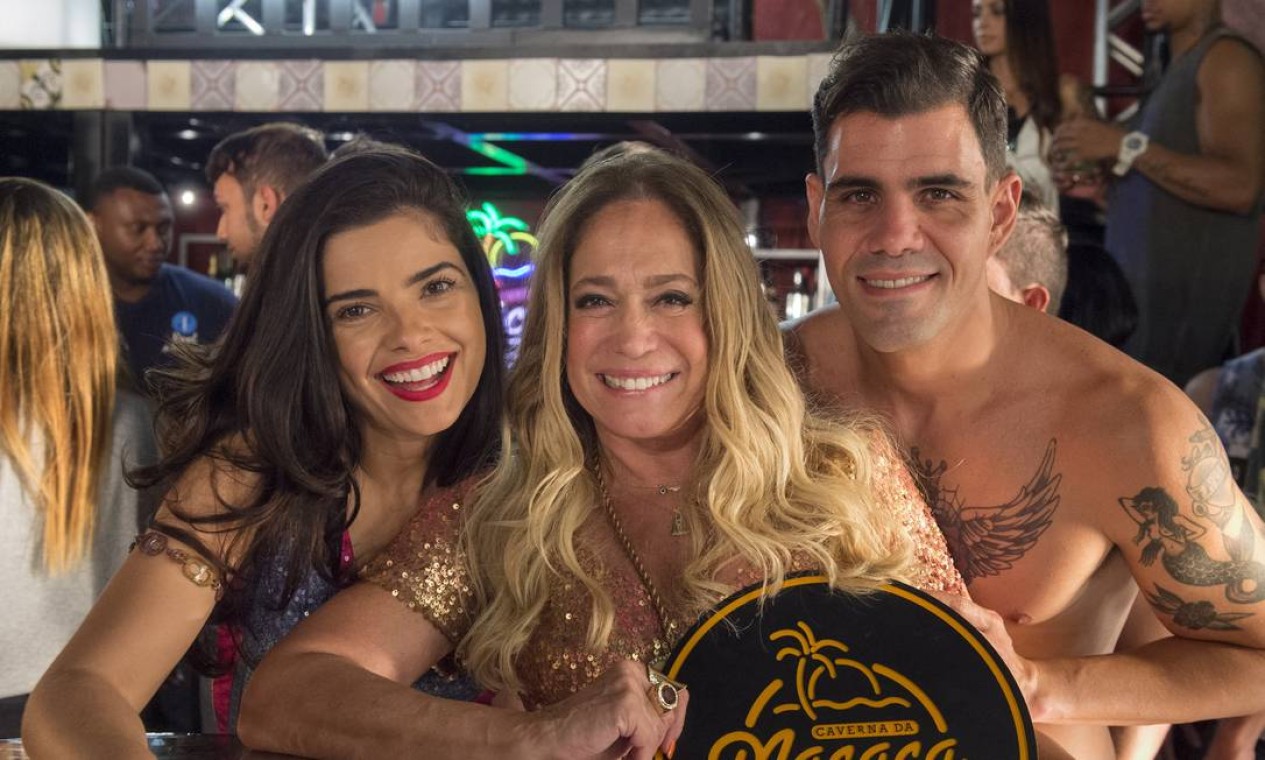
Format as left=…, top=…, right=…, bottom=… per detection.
left=467, top=137, right=529, bottom=172
left=466, top=201, right=538, bottom=267
left=463, top=167, right=528, bottom=176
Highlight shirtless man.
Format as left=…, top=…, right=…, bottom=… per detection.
left=785, top=32, right=1265, bottom=760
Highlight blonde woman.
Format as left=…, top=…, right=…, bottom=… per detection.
left=0, top=177, right=155, bottom=736
left=239, top=151, right=963, bottom=758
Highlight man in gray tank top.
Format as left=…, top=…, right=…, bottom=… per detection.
left=1054, top=0, right=1264, bottom=388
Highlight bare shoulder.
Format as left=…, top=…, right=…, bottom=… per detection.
left=1009, top=307, right=1177, bottom=428
left=781, top=305, right=858, bottom=397
left=152, top=433, right=267, bottom=562
left=1198, top=36, right=1265, bottom=106
left=1010, top=317, right=1265, bottom=645
left=1203, top=35, right=1265, bottom=78
left=1002, top=307, right=1211, bottom=481
left=782, top=305, right=844, bottom=355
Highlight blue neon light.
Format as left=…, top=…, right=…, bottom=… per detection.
left=493, top=263, right=536, bottom=279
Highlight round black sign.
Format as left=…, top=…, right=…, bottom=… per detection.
left=661, top=575, right=1035, bottom=759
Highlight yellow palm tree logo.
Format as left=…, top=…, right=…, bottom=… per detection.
left=769, top=622, right=912, bottom=721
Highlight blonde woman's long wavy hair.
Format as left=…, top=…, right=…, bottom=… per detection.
left=0, top=177, right=118, bottom=572
left=460, top=151, right=912, bottom=693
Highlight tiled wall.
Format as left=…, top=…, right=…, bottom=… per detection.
left=0, top=54, right=835, bottom=112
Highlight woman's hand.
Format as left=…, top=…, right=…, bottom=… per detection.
left=926, top=592, right=1046, bottom=722
left=527, top=660, right=689, bottom=760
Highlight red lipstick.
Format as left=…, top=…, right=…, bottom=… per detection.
left=378, top=352, right=455, bottom=402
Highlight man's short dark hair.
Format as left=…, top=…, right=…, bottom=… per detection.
left=812, top=31, right=1008, bottom=181
left=997, top=190, right=1069, bottom=313
left=82, top=166, right=167, bottom=212
left=206, top=122, right=328, bottom=199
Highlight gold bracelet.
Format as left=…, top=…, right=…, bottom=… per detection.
left=132, top=531, right=223, bottom=596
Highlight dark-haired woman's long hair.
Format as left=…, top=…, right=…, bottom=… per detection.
left=1005, top=0, right=1062, bottom=134
left=132, top=149, right=505, bottom=668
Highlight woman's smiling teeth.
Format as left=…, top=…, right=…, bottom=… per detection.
left=864, top=274, right=932, bottom=289
left=382, top=356, right=450, bottom=385
left=601, top=372, right=676, bottom=391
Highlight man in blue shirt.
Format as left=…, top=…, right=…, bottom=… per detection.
left=85, top=167, right=237, bottom=391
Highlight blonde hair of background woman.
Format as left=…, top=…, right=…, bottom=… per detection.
left=460, top=151, right=912, bottom=693
left=0, top=177, right=118, bottom=573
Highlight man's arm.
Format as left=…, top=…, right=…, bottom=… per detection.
left=1053, top=39, right=1265, bottom=215
left=1131, top=39, right=1265, bottom=215
left=1044, top=397, right=1265, bottom=724
left=940, top=396, right=1265, bottom=726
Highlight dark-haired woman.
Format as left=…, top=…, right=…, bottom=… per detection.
left=23, top=149, right=505, bottom=757
left=973, top=0, right=1064, bottom=211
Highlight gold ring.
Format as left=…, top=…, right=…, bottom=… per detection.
left=646, top=666, right=684, bottom=712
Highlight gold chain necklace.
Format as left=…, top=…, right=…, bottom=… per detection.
left=593, top=463, right=678, bottom=640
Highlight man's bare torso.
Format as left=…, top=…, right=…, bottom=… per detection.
left=787, top=299, right=1180, bottom=759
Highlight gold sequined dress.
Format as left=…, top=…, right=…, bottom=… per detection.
left=363, top=446, right=964, bottom=709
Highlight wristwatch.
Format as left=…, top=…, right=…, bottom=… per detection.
left=1112, top=131, right=1150, bottom=177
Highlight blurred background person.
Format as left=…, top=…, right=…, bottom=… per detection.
left=84, top=167, right=237, bottom=393
left=986, top=190, right=1068, bottom=313
left=206, top=122, right=328, bottom=293
left=1054, top=0, right=1265, bottom=387
left=1185, top=269, right=1265, bottom=505
left=1058, top=242, right=1141, bottom=351
left=0, top=177, right=156, bottom=738
left=972, top=0, right=1063, bottom=213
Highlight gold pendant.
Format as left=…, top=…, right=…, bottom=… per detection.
left=671, top=509, right=688, bottom=536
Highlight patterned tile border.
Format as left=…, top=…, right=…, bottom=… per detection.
left=278, top=60, right=323, bottom=111
left=508, top=58, right=558, bottom=112
left=557, top=58, right=605, bottom=112
left=606, top=58, right=655, bottom=112
left=461, top=59, right=509, bottom=112
left=191, top=60, right=235, bottom=111
left=0, top=54, right=830, bottom=113
left=705, top=56, right=756, bottom=111
left=147, top=60, right=191, bottom=110
left=60, top=59, right=105, bottom=109
left=655, top=57, right=706, bottom=111
left=104, top=60, right=146, bottom=109
left=756, top=55, right=807, bottom=111
left=324, top=61, right=370, bottom=112
left=0, top=61, right=20, bottom=109
left=235, top=61, right=280, bottom=111
left=416, top=60, right=460, bottom=112
left=370, top=59, right=416, bottom=112
left=18, top=59, right=63, bottom=110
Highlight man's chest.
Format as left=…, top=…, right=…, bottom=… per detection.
left=906, top=435, right=1121, bottom=624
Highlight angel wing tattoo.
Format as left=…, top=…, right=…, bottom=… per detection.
left=911, top=439, right=1062, bottom=585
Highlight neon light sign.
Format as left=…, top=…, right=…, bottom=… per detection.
left=466, top=201, right=538, bottom=277
left=467, top=201, right=537, bottom=362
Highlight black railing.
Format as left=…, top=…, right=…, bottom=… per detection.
left=119, top=0, right=724, bottom=50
